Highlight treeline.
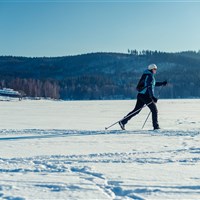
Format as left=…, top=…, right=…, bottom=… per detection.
left=0, top=78, right=60, bottom=99
left=0, top=75, right=134, bottom=100
left=0, top=50, right=200, bottom=100
left=59, top=74, right=135, bottom=100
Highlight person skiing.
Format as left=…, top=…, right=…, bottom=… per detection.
left=119, top=64, right=167, bottom=130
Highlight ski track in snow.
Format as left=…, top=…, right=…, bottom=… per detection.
left=0, top=128, right=199, bottom=139
left=0, top=129, right=200, bottom=199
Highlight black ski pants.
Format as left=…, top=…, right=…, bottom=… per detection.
left=121, top=93, right=159, bottom=129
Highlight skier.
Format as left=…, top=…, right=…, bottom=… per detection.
left=119, top=64, right=167, bottom=130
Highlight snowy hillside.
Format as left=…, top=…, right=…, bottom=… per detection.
left=0, top=99, right=200, bottom=199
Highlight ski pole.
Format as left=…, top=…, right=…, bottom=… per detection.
left=141, top=85, right=164, bottom=129
left=105, top=100, right=154, bottom=130
left=141, top=112, right=151, bottom=129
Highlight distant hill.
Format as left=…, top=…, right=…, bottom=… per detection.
left=0, top=50, right=200, bottom=100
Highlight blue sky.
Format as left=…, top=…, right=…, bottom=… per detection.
left=1, top=1, right=200, bottom=57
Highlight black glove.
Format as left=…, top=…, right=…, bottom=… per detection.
left=162, top=80, right=167, bottom=86
left=152, top=96, right=158, bottom=103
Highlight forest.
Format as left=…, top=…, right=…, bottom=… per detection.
left=0, top=50, right=200, bottom=100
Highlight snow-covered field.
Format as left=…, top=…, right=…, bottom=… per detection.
left=0, top=99, right=200, bottom=200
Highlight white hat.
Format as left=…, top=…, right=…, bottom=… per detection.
left=148, top=64, right=157, bottom=70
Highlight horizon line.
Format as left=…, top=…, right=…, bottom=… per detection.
left=1, top=49, right=200, bottom=58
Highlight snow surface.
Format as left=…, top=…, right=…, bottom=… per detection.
left=0, top=99, right=200, bottom=199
